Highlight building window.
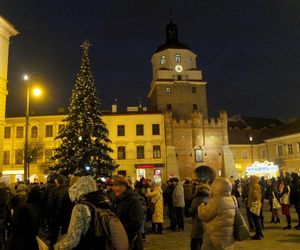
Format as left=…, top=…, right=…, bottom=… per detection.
left=160, top=55, right=165, bottom=64
left=117, top=170, right=126, bottom=176
left=193, top=104, right=198, bottom=111
left=153, top=145, right=161, bottom=158
left=189, top=57, right=193, bottom=66
left=136, top=124, right=144, bottom=136
left=277, top=145, right=283, bottom=156
left=192, top=87, right=196, bottom=93
left=166, top=87, right=171, bottom=93
left=4, top=127, right=11, bottom=139
left=30, top=149, right=38, bottom=164
left=167, top=104, right=172, bottom=111
left=137, top=146, right=145, bottom=159
left=58, top=124, right=65, bottom=133
left=15, top=149, right=23, bottom=164
left=45, top=125, right=53, bottom=137
left=287, top=144, right=293, bottom=155
left=31, top=126, right=38, bottom=138
left=3, top=151, right=10, bottom=165
left=175, top=54, right=181, bottom=62
left=117, top=125, right=125, bottom=136
left=16, top=126, right=24, bottom=138
left=242, top=150, right=248, bottom=159
left=261, top=149, right=267, bottom=158
left=152, top=124, right=160, bottom=135
left=195, top=148, right=203, bottom=162
left=45, top=149, right=53, bottom=163
left=117, top=146, right=126, bottom=160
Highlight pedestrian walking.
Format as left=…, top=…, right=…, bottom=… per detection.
left=280, top=178, right=292, bottom=229
left=172, top=178, right=185, bottom=231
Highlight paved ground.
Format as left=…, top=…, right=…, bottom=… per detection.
left=144, top=200, right=300, bottom=250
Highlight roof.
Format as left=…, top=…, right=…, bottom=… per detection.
left=228, top=115, right=283, bottom=129
left=155, top=18, right=191, bottom=53
left=228, top=118, right=300, bottom=144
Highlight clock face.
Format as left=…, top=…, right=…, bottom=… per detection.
left=175, top=64, right=183, bottom=72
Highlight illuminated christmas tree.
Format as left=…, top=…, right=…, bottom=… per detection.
left=51, top=40, right=116, bottom=178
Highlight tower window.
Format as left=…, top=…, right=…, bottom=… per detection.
left=166, top=87, right=171, bottom=93
left=160, top=56, right=166, bottom=64
left=189, top=57, right=193, bottom=66
left=175, top=54, right=181, bottom=62
left=167, top=104, right=172, bottom=111
left=193, top=104, right=198, bottom=111
left=192, top=87, right=196, bottom=93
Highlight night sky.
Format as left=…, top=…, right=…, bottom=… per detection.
left=2, top=0, right=300, bottom=119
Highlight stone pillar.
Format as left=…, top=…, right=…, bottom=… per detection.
left=0, top=16, right=19, bottom=173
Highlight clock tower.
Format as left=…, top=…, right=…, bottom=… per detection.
left=148, top=18, right=208, bottom=119
left=148, top=19, right=232, bottom=180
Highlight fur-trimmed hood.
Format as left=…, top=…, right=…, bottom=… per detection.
left=68, top=176, right=97, bottom=202
left=211, top=177, right=232, bottom=197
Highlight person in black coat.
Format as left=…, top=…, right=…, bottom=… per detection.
left=47, top=175, right=69, bottom=248
left=290, top=173, right=300, bottom=229
left=7, top=185, right=41, bottom=250
left=112, top=175, right=144, bottom=250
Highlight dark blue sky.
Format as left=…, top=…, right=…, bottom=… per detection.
left=2, top=0, right=300, bottom=118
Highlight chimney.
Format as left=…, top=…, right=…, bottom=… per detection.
left=112, top=98, right=118, bottom=113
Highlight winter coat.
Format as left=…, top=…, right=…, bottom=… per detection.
left=172, top=182, right=185, bottom=208
left=47, top=185, right=69, bottom=225
left=114, top=188, right=144, bottom=242
left=183, top=183, right=194, bottom=201
left=147, top=185, right=164, bottom=223
left=7, top=202, right=40, bottom=250
left=247, top=175, right=262, bottom=208
left=188, top=184, right=210, bottom=239
left=198, top=177, right=235, bottom=250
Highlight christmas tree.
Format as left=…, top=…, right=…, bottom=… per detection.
left=51, top=40, right=116, bottom=178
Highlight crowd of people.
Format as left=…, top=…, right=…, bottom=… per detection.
left=0, top=171, right=299, bottom=250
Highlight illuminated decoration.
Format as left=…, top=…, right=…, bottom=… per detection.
left=51, top=40, right=115, bottom=178
left=246, top=161, right=279, bottom=174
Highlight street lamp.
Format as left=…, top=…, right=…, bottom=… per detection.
left=248, top=133, right=254, bottom=164
left=23, top=73, right=42, bottom=182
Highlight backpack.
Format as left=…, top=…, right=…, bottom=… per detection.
left=80, top=200, right=126, bottom=250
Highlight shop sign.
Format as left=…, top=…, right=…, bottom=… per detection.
left=246, top=161, right=278, bottom=174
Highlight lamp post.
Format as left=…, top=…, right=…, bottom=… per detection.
left=249, top=133, right=254, bottom=164
left=23, top=74, right=42, bottom=181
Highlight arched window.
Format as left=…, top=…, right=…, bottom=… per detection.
left=175, top=54, right=181, bottom=62
left=31, top=126, right=38, bottom=138
left=160, top=55, right=166, bottom=64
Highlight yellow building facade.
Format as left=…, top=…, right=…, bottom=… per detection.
left=0, top=16, right=18, bottom=173
left=229, top=119, right=300, bottom=178
left=2, top=111, right=166, bottom=183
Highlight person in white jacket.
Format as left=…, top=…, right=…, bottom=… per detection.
left=198, top=177, right=235, bottom=250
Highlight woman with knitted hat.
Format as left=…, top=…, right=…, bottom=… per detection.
left=198, top=177, right=235, bottom=250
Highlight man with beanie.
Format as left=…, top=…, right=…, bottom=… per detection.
left=113, top=175, right=144, bottom=250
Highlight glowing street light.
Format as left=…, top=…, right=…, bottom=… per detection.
left=23, top=73, right=43, bottom=181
